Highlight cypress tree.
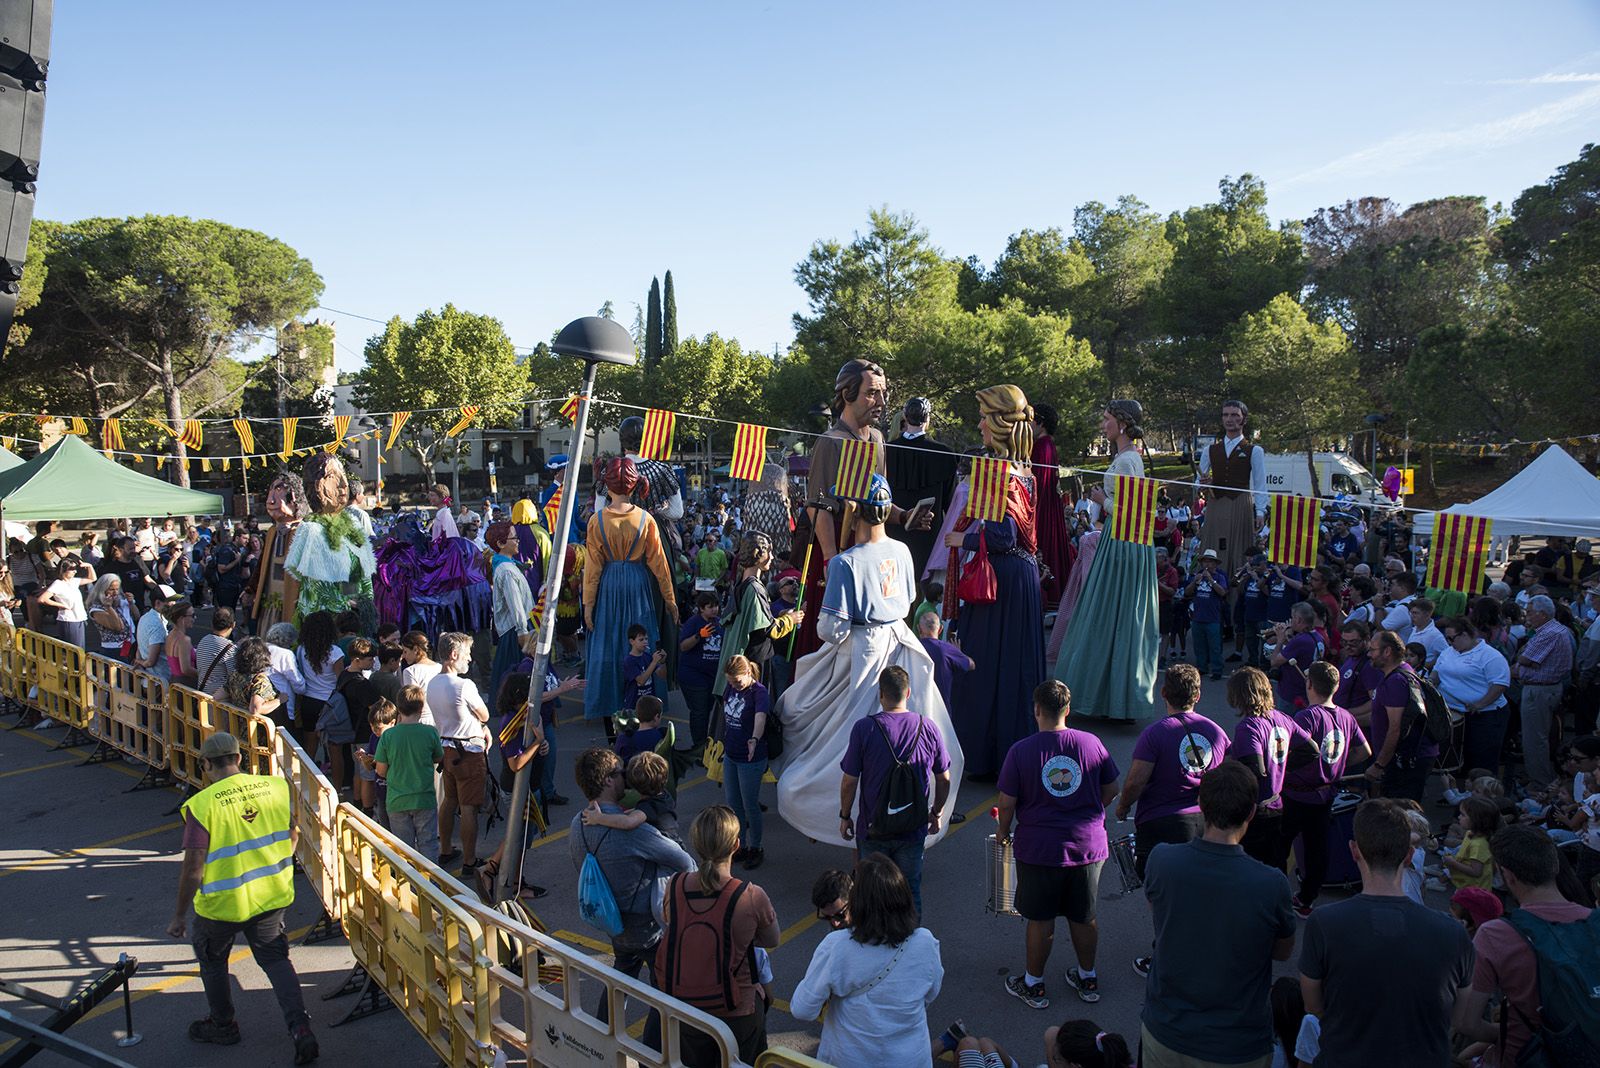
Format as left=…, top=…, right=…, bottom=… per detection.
left=662, top=270, right=678, bottom=357
left=645, top=277, right=663, bottom=368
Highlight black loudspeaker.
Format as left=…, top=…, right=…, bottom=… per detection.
left=0, top=0, right=50, bottom=340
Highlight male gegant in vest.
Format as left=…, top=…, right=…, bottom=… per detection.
left=1196, top=398, right=1267, bottom=577
left=168, top=732, right=319, bottom=1064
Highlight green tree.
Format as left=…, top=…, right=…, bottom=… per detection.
left=242, top=319, right=334, bottom=421
left=984, top=228, right=1094, bottom=316
left=2, top=215, right=322, bottom=485
left=645, top=276, right=663, bottom=368
left=1070, top=196, right=1174, bottom=395
left=1224, top=294, right=1359, bottom=496
left=648, top=333, right=772, bottom=424
left=353, top=304, right=528, bottom=489
left=662, top=270, right=678, bottom=357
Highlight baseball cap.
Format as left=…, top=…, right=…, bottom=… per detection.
left=199, top=732, right=241, bottom=761
left=833, top=472, right=893, bottom=508
left=152, top=583, right=179, bottom=603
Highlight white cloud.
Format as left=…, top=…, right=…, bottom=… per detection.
left=1284, top=84, right=1600, bottom=187
left=1491, top=73, right=1600, bottom=84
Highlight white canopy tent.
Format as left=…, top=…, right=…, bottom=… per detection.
left=1421, top=445, right=1600, bottom=538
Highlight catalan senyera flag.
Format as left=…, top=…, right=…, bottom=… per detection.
left=146, top=418, right=177, bottom=440
left=232, top=418, right=254, bottom=456
left=180, top=420, right=203, bottom=450
left=69, top=417, right=88, bottom=436
left=325, top=414, right=351, bottom=452
left=559, top=395, right=581, bottom=423
left=386, top=410, right=411, bottom=450
left=729, top=423, right=767, bottom=482
left=834, top=437, right=876, bottom=500
left=1107, top=474, right=1158, bottom=544
left=445, top=405, right=480, bottom=438
left=640, top=409, right=675, bottom=461
left=1426, top=513, right=1494, bottom=595
left=101, top=418, right=124, bottom=453
left=965, top=456, right=1010, bottom=523
left=543, top=483, right=563, bottom=533
left=1268, top=494, right=1322, bottom=570
left=280, top=418, right=298, bottom=461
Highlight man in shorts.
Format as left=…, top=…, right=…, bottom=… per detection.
left=997, top=680, right=1121, bottom=1009
left=425, top=632, right=490, bottom=872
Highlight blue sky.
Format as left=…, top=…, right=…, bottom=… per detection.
left=36, top=2, right=1600, bottom=371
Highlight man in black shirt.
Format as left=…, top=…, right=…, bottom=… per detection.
left=884, top=397, right=958, bottom=581
left=105, top=537, right=151, bottom=613
left=1300, top=799, right=1474, bottom=1067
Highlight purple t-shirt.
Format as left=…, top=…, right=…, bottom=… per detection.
left=1278, top=631, right=1325, bottom=708
left=840, top=711, right=951, bottom=841
left=1372, top=663, right=1439, bottom=759
left=621, top=650, right=652, bottom=711
left=1284, top=703, right=1368, bottom=804
left=721, top=681, right=770, bottom=764
left=1130, top=712, right=1230, bottom=824
left=919, top=636, right=971, bottom=710
left=1231, top=710, right=1312, bottom=809
left=676, top=616, right=722, bottom=689
left=997, top=729, right=1120, bottom=867
left=1333, top=655, right=1380, bottom=712
left=1187, top=571, right=1228, bottom=624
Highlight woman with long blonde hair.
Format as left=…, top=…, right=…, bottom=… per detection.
left=1053, top=399, right=1159, bottom=720
left=940, top=384, right=1046, bottom=777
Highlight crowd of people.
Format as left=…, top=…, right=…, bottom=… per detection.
left=11, top=370, right=1600, bottom=1068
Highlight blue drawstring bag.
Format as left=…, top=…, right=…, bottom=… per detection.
left=578, top=829, right=623, bottom=936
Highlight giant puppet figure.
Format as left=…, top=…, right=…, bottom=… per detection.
left=283, top=452, right=378, bottom=627
left=1196, top=398, right=1266, bottom=577
left=793, top=359, right=933, bottom=658
left=251, top=471, right=307, bottom=634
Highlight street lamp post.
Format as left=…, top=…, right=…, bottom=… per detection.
left=495, top=316, right=636, bottom=905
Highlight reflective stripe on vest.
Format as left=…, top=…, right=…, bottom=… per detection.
left=182, top=774, right=294, bottom=922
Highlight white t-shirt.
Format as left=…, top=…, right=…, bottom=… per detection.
left=46, top=580, right=88, bottom=622
left=427, top=672, right=487, bottom=746
left=790, top=928, right=943, bottom=1068
left=1434, top=639, right=1511, bottom=712
left=1410, top=621, right=1449, bottom=669
left=296, top=646, right=346, bottom=701
left=1382, top=596, right=1415, bottom=641
left=401, top=661, right=443, bottom=726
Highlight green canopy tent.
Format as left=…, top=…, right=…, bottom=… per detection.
left=0, top=445, right=23, bottom=473
left=0, top=434, right=223, bottom=522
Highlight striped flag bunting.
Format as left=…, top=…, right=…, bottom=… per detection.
left=965, top=456, right=1010, bottom=523
left=543, top=483, right=563, bottom=533
left=3, top=436, right=14, bottom=451
left=640, top=409, right=675, bottom=461
left=201, top=457, right=212, bottom=473
left=386, top=411, right=410, bottom=450
left=1108, top=474, right=1158, bottom=544
left=445, top=405, right=480, bottom=438
left=180, top=420, right=203, bottom=450
left=559, top=395, right=581, bottom=423
left=1268, top=494, right=1322, bottom=570
left=1426, top=513, right=1493, bottom=594
left=101, top=419, right=123, bottom=453
left=232, top=418, right=254, bottom=455
left=280, top=418, right=298, bottom=461
left=69, top=417, right=88, bottom=435
left=325, top=414, right=352, bottom=452
left=146, top=418, right=177, bottom=440
left=834, top=437, right=875, bottom=500
left=729, top=423, right=767, bottom=482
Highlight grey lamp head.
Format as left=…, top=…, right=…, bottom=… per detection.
left=552, top=316, right=637, bottom=366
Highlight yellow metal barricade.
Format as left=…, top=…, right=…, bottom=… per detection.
left=458, top=895, right=746, bottom=1068
left=165, top=684, right=275, bottom=789
left=17, top=629, right=90, bottom=730
left=85, top=653, right=168, bottom=770
left=272, top=728, right=341, bottom=920
left=0, top=623, right=23, bottom=707
left=334, top=805, right=495, bottom=1067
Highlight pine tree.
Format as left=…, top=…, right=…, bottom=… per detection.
left=645, top=276, right=663, bottom=368
left=662, top=270, right=678, bottom=357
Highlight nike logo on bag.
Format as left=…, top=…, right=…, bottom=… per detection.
left=887, top=803, right=912, bottom=815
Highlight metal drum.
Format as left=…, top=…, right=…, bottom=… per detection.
left=1291, top=790, right=1364, bottom=890
left=986, top=834, right=1019, bottom=916
left=1110, top=831, right=1142, bottom=893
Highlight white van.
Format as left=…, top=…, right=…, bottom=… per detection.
left=1261, top=452, right=1390, bottom=507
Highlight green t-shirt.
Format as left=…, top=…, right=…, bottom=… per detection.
left=373, top=722, right=444, bottom=813
left=697, top=547, right=728, bottom=580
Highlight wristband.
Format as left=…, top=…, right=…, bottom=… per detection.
left=839, top=812, right=851, bottom=821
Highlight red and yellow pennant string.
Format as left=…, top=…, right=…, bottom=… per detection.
left=180, top=420, right=203, bottom=450
left=559, top=395, right=580, bottom=423
left=1268, top=494, right=1322, bottom=570
left=543, top=483, right=563, bottom=532
left=965, top=456, right=1010, bottom=523
left=280, top=418, right=298, bottom=461
left=324, top=414, right=352, bottom=453
left=729, top=423, right=767, bottom=482
left=386, top=411, right=411, bottom=450
left=231, top=419, right=254, bottom=467
left=1108, top=474, right=1157, bottom=544
left=101, top=418, right=123, bottom=455
left=445, top=405, right=480, bottom=438
left=640, top=409, right=676, bottom=461
left=834, top=437, right=875, bottom=499
left=1426, top=514, right=1494, bottom=594
left=69, top=417, right=88, bottom=435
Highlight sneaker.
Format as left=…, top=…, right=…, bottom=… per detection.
left=1132, top=955, right=1152, bottom=978
left=188, top=1017, right=241, bottom=1046
left=436, top=848, right=461, bottom=867
left=742, top=847, right=765, bottom=870
left=545, top=793, right=571, bottom=807
left=291, top=1021, right=319, bottom=1064
left=1292, top=897, right=1314, bottom=919
left=1004, top=974, right=1049, bottom=1009
left=1226, top=652, right=1243, bottom=662
left=1064, top=967, right=1100, bottom=1003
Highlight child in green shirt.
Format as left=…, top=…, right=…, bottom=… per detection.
left=373, top=685, right=445, bottom=858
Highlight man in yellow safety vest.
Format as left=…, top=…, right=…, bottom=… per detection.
left=167, top=732, right=319, bottom=1064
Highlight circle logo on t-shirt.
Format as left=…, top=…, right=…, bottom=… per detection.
left=1320, top=728, right=1348, bottom=767
left=1041, top=755, right=1083, bottom=798
left=1268, top=725, right=1291, bottom=766
left=1178, top=733, right=1214, bottom=775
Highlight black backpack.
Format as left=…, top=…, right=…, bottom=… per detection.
left=1396, top=667, right=1452, bottom=753
left=868, top=715, right=928, bottom=840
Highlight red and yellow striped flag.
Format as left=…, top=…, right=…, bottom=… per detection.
left=69, top=417, right=88, bottom=435
left=833, top=437, right=876, bottom=500
left=1108, top=474, right=1157, bottom=544
left=386, top=411, right=410, bottom=450
left=180, top=420, right=203, bottom=450
left=1426, top=513, right=1493, bottom=594
left=325, top=414, right=351, bottom=452
left=559, top=395, right=581, bottom=423
left=101, top=418, right=124, bottom=453
left=640, top=409, right=675, bottom=461
left=730, top=423, right=767, bottom=482
left=1268, top=494, right=1322, bottom=570
left=543, top=483, right=563, bottom=532
left=232, top=418, right=254, bottom=456
left=445, top=405, right=479, bottom=438
left=280, top=418, right=298, bottom=461
left=965, top=456, right=1010, bottom=523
